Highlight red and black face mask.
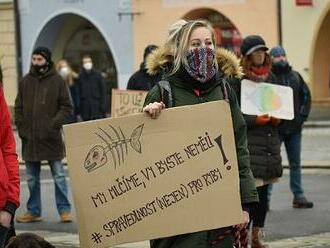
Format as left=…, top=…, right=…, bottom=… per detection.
left=185, top=47, right=216, bottom=83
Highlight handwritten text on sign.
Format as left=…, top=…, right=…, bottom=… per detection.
left=111, top=89, right=147, bottom=117
left=64, top=101, right=243, bottom=247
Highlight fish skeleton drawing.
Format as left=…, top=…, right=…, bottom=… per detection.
left=84, top=124, right=144, bottom=173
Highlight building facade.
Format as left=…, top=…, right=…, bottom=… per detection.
left=132, top=0, right=279, bottom=69
left=0, top=0, right=17, bottom=106
left=281, top=0, right=330, bottom=106
left=18, top=0, right=135, bottom=90
left=2, top=0, right=329, bottom=115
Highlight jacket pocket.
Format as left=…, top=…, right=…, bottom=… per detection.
left=37, top=117, right=59, bottom=140
left=18, top=122, right=31, bottom=140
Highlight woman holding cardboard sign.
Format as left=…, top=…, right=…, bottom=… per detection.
left=143, top=20, right=258, bottom=248
left=230, top=35, right=283, bottom=248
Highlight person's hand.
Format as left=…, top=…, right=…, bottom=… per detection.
left=234, top=210, right=250, bottom=229
left=0, top=211, right=12, bottom=228
left=270, top=116, right=281, bottom=126
left=143, top=102, right=165, bottom=119
left=255, top=114, right=270, bottom=125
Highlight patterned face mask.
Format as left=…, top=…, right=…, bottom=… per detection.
left=185, top=47, right=216, bottom=83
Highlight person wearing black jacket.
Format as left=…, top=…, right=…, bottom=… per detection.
left=231, top=35, right=283, bottom=248
left=269, top=46, right=313, bottom=209
left=127, top=45, right=161, bottom=91
left=77, top=55, right=107, bottom=121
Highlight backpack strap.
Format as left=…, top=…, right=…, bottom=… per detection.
left=157, top=80, right=173, bottom=108
left=215, top=72, right=230, bottom=102
left=157, top=77, right=230, bottom=108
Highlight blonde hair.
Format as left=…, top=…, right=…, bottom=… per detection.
left=166, top=19, right=188, bottom=45
left=165, top=19, right=218, bottom=75
left=56, top=59, right=77, bottom=86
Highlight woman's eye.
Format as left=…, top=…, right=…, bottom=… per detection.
left=191, top=42, right=200, bottom=47
left=205, top=41, right=213, bottom=46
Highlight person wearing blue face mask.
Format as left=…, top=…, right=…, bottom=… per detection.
left=269, top=46, right=312, bottom=209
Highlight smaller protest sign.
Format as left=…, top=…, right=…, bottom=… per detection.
left=241, top=79, right=294, bottom=120
left=111, top=89, right=147, bottom=117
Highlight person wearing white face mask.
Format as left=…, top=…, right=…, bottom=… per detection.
left=76, top=55, right=107, bottom=121
left=56, top=60, right=79, bottom=123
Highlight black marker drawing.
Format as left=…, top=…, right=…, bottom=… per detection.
left=84, top=124, right=144, bottom=172
left=214, top=135, right=229, bottom=166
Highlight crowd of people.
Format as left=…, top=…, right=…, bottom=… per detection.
left=0, top=18, right=312, bottom=248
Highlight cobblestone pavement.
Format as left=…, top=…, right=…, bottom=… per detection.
left=281, top=127, right=330, bottom=167
left=14, top=127, right=330, bottom=247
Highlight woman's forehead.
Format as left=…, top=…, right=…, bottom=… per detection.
left=190, top=27, right=212, bottom=39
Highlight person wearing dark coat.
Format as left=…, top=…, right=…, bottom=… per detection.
left=77, top=55, right=107, bottom=121
left=269, top=46, right=313, bottom=209
left=127, top=44, right=161, bottom=91
left=143, top=20, right=258, bottom=248
left=15, top=47, right=73, bottom=223
left=231, top=35, right=283, bottom=248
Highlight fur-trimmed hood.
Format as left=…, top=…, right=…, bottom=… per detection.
left=146, top=46, right=243, bottom=78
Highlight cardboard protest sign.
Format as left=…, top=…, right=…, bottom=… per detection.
left=111, top=89, right=147, bottom=117
left=241, top=79, right=294, bottom=120
left=63, top=101, right=244, bottom=248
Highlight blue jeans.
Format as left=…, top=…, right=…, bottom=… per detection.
left=269, top=131, right=304, bottom=200
left=282, top=131, right=304, bottom=199
left=25, top=160, right=71, bottom=216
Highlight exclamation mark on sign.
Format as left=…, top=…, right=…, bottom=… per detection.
left=214, top=135, right=231, bottom=170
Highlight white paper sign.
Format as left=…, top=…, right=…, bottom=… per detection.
left=241, top=79, right=294, bottom=120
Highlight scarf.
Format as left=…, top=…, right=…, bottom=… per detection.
left=245, top=65, right=270, bottom=82
left=184, top=47, right=216, bottom=83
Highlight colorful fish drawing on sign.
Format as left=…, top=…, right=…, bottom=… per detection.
left=248, top=85, right=282, bottom=112
left=84, top=124, right=144, bottom=173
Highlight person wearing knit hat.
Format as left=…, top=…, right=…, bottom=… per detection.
left=31, top=46, right=53, bottom=75
left=269, top=45, right=313, bottom=209
left=230, top=35, right=283, bottom=248
left=15, top=46, right=73, bottom=223
left=240, top=35, right=268, bottom=57
left=32, top=46, right=52, bottom=63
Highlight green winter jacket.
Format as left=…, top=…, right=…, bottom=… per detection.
left=143, top=47, right=258, bottom=248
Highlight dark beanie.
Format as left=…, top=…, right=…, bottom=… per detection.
left=32, top=46, right=52, bottom=63
left=240, top=35, right=268, bottom=56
